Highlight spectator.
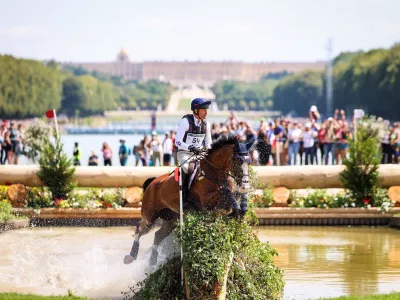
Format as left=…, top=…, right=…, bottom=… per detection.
left=119, top=139, right=130, bottom=166
left=0, top=121, right=8, bottom=165
left=382, top=124, right=399, bottom=164
left=337, top=123, right=352, bottom=164
left=132, top=145, right=140, bottom=166
left=170, top=131, right=178, bottom=166
left=88, top=151, right=99, bottom=166
left=225, top=111, right=239, bottom=127
left=318, top=121, right=327, bottom=164
left=266, top=122, right=276, bottom=165
left=311, top=120, right=321, bottom=164
left=150, top=131, right=162, bottom=166
left=211, top=122, right=220, bottom=141
left=324, top=118, right=338, bottom=165
left=8, top=122, right=18, bottom=164
left=256, top=122, right=270, bottom=166
left=276, top=119, right=288, bottom=165
left=309, top=105, right=321, bottom=123
left=287, top=122, right=302, bottom=165
left=14, top=124, right=24, bottom=165
left=101, top=142, right=113, bottom=166
left=4, top=131, right=12, bottom=165
left=302, top=123, right=317, bottom=165
left=162, top=132, right=173, bottom=166
left=73, top=142, right=81, bottom=166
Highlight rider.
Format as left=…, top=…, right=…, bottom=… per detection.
left=175, top=98, right=212, bottom=205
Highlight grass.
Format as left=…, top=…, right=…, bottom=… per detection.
left=0, top=293, right=86, bottom=300
left=320, top=292, right=400, bottom=300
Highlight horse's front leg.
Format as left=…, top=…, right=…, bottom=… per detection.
left=149, top=219, right=176, bottom=266
left=124, top=219, right=152, bottom=264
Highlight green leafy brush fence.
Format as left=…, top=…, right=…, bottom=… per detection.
left=123, top=212, right=284, bottom=300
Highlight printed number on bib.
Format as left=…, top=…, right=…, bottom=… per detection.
left=186, top=133, right=205, bottom=148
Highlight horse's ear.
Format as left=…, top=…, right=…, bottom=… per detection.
left=246, top=138, right=256, bottom=151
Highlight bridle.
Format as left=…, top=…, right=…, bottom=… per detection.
left=196, top=147, right=249, bottom=187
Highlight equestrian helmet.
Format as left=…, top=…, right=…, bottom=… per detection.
left=191, top=98, right=211, bottom=110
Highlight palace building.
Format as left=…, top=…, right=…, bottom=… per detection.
left=66, top=48, right=326, bottom=87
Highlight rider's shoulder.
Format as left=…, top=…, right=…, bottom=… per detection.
left=182, top=114, right=193, bottom=121
left=178, top=116, right=190, bottom=127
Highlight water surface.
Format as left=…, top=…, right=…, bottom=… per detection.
left=0, top=226, right=399, bottom=299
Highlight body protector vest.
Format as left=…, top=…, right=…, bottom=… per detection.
left=182, top=114, right=207, bottom=150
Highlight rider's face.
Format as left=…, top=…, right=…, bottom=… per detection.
left=197, top=108, right=208, bottom=119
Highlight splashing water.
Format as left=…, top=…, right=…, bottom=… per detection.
left=0, top=226, right=399, bottom=299
left=0, top=226, right=177, bottom=299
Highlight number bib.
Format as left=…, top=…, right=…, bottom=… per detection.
left=186, top=133, right=205, bottom=148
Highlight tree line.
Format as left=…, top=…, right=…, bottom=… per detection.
left=0, top=56, right=172, bottom=118
left=2, top=44, right=399, bottom=120
left=211, top=78, right=280, bottom=111
left=272, top=44, right=400, bottom=120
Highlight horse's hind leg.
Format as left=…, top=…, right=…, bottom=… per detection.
left=149, top=219, right=176, bottom=266
left=124, top=219, right=154, bottom=264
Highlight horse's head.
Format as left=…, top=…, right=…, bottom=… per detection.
left=202, top=135, right=255, bottom=192
left=232, top=138, right=255, bottom=193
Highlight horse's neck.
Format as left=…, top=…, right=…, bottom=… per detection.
left=200, top=147, right=231, bottom=177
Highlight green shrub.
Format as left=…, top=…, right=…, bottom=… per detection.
left=0, top=200, right=13, bottom=222
left=373, top=188, right=395, bottom=212
left=26, top=187, right=53, bottom=208
left=22, top=119, right=52, bottom=163
left=0, top=186, right=9, bottom=201
left=249, top=185, right=274, bottom=208
left=126, top=212, right=284, bottom=299
left=340, top=115, right=381, bottom=206
left=37, top=134, right=76, bottom=200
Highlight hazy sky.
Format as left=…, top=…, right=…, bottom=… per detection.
left=0, top=0, right=398, bottom=62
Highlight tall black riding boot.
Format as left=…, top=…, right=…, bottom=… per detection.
left=181, top=171, right=189, bottom=209
left=182, top=171, right=195, bottom=210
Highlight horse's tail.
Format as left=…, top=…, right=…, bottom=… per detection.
left=143, top=177, right=156, bottom=192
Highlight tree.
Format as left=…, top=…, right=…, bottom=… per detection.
left=272, top=71, right=324, bottom=115
left=21, top=119, right=52, bottom=163
left=37, top=134, right=76, bottom=200
left=0, top=55, right=62, bottom=118
left=340, top=116, right=381, bottom=206
left=212, top=79, right=280, bottom=111
left=61, top=77, right=86, bottom=116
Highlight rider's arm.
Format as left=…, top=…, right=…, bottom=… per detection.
left=175, top=118, right=191, bottom=151
left=205, top=122, right=212, bottom=149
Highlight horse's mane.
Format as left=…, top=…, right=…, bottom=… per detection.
left=208, top=134, right=237, bottom=156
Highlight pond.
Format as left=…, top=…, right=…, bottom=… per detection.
left=0, top=226, right=399, bottom=299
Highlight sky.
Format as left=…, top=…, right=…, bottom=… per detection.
left=0, top=0, right=399, bottom=63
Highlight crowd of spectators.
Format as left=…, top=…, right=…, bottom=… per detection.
left=210, top=107, right=399, bottom=166
left=2, top=105, right=399, bottom=167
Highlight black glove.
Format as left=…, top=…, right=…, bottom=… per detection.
left=188, top=145, right=202, bottom=155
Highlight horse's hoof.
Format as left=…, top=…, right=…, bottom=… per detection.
left=123, top=255, right=135, bottom=264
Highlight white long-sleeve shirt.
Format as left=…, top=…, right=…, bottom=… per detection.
left=163, top=137, right=173, bottom=154
left=301, top=130, right=317, bottom=148
left=175, top=115, right=212, bottom=151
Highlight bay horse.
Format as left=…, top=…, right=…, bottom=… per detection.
left=123, top=134, right=255, bottom=265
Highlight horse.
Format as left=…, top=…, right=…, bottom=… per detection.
left=123, top=134, right=256, bottom=265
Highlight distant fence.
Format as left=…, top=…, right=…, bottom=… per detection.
left=1, top=165, right=400, bottom=189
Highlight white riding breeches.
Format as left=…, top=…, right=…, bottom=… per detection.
left=177, top=151, right=196, bottom=174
